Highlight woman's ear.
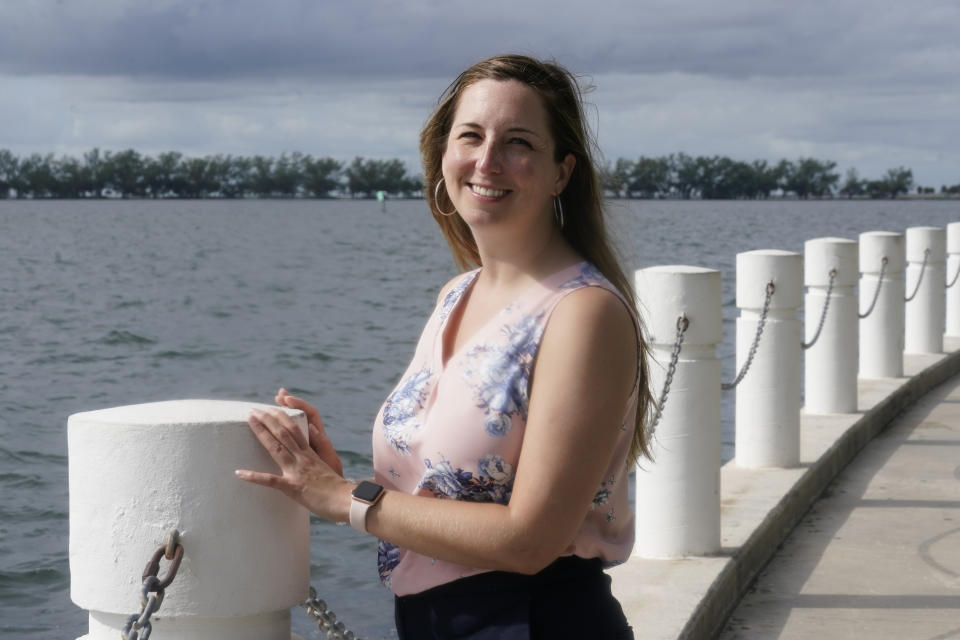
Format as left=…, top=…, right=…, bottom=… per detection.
left=555, top=153, right=576, bottom=194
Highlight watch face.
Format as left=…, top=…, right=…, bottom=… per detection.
left=353, top=480, right=384, bottom=503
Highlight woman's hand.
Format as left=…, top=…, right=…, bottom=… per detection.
left=235, top=406, right=352, bottom=523
left=274, top=388, right=344, bottom=476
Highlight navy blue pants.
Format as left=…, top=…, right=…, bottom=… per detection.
left=394, top=556, right=634, bottom=639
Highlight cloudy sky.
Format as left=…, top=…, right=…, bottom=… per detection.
left=1, top=0, right=958, bottom=187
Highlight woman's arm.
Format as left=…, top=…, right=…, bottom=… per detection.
left=239, top=286, right=638, bottom=575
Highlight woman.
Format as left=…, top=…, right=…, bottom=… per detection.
left=237, top=54, right=653, bottom=639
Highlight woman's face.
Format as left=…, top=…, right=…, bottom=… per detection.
left=441, top=79, right=574, bottom=233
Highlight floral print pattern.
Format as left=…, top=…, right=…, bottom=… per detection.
left=378, top=539, right=401, bottom=587
left=591, top=475, right=615, bottom=511
left=559, top=262, right=605, bottom=290
left=591, top=475, right=618, bottom=523
left=419, top=454, right=513, bottom=504
left=438, top=272, right=478, bottom=323
left=380, top=367, right=432, bottom=453
left=462, top=312, right=544, bottom=436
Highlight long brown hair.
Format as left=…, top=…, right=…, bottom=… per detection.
left=419, top=54, right=653, bottom=463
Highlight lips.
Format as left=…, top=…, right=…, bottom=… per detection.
left=469, top=184, right=508, bottom=198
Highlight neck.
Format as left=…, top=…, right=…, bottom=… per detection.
left=473, top=220, right=580, bottom=289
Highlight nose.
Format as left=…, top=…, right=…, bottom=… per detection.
left=476, top=140, right=503, bottom=174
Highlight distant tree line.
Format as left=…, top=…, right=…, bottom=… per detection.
left=0, top=148, right=956, bottom=200
left=601, top=153, right=953, bottom=199
left=0, top=149, right=422, bottom=199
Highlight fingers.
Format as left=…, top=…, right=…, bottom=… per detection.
left=307, top=421, right=328, bottom=448
left=246, top=413, right=293, bottom=470
left=306, top=422, right=345, bottom=477
left=276, top=388, right=321, bottom=424
left=276, top=387, right=301, bottom=408
left=248, top=408, right=309, bottom=456
left=235, top=468, right=281, bottom=488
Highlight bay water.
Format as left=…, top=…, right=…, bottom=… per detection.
left=1, top=198, right=956, bottom=638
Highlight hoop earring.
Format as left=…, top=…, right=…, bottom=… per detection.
left=434, top=178, right=457, bottom=217
left=553, top=195, right=565, bottom=229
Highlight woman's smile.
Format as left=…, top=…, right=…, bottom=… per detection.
left=469, top=183, right=510, bottom=199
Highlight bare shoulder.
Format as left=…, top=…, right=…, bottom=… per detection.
left=533, top=285, right=639, bottom=410
left=549, top=286, right=638, bottom=347
left=538, top=285, right=639, bottom=393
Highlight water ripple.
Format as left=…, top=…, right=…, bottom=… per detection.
left=100, top=330, right=156, bottom=346
left=0, top=448, right=67, bottom=466
left=0, top=473, right=45, bottom=489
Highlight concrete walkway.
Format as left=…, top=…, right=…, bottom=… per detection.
left=718, top=373, right=960, bottom=640
left=609, top=342, right=960, bottom=640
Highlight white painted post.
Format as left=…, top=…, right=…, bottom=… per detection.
left=905, top=226, right=946, bottom=354
left=69, top=400, right=310, bottom=640
left=945, top=222, right=960, bottom=339
left=734, top=250, right=803, bottom=468
left=804, top=238, right=859, bottom=414
left=858, top=231, right=906, bottom=378
left=634, top=265, right=721, bottom=557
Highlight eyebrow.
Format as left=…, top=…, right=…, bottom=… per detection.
left=455, top=122, right=544, bottom=139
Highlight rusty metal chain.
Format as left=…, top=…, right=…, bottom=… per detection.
left=302, top=586, right=363, bottom=640
left=905, top=248, right=930, bottom=302
left=858, top=256, right=888, bottom=319
left=648, top=314, right=689, bottom=437
left=723, top=281, right=775, bottom=391
left=122, top=530, right=184, bottom=640
left=802, top=268, right=837, bottom=351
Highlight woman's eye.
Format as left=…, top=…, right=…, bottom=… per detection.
left=509, top=137, right=533, bottom=148
left=459, top=131, right=481, bottom=140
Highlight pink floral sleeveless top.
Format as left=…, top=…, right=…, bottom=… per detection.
left=371, top=261, right=639, bottom=596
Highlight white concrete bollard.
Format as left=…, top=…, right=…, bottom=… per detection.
left=634, top=265, right=721, bottom=557
left=858, top=231, right=906, bottom=378
left=804, top=238, right=859, bottom=414
left=733, top=250, right=803, bottom=468
left=69, top=399, right=310, bottom=640
left=905, top=226, right=946, bottom=354
left=946, top=222, right=960, bottom=339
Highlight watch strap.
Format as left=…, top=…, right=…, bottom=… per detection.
left=349, top=495, right=372, bottom=533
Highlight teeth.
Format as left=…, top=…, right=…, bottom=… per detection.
left=471, top=184, right=507, bottom=198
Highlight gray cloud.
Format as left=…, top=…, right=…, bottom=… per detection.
left=0, top=0, right=957, bottom=186
left=2, top=0, right=957, bottom=83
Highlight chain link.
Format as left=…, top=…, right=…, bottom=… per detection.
left=858, top=256, right=888, bottom=319
left=119, top=534, right=362, bottom=640
left=122, top=530, right=183, bottom=640
left=722, top=281, right=775, bottom=391
left=802, top=268, right=837, bottom=351
left=905, top=248, right=930, bottom=302
left=647, top=314, right=689, bottom=437
left=302, top=586, right=363, bottom=640
left=946, top=255, right=960, bottom=289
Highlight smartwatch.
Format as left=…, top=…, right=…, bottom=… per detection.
left=349, top=480, right=385, bottom=533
